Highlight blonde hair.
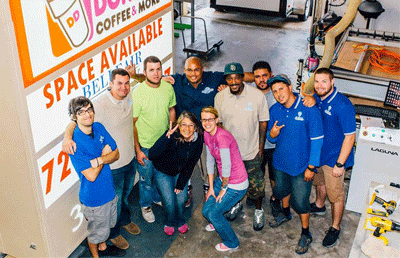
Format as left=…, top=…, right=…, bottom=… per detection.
left=201, top=106, right=224, bottom=128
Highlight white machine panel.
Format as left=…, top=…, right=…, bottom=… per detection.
left=216, top=0, right=281, bottom=12
left=346, top=127, right=400, bottom=213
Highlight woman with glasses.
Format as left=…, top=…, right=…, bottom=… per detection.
left=148, top=111, right=203, bottom=235
left=201, top=106, right=249, bottom=252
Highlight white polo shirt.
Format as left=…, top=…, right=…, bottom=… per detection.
left=215, top=83, right=269, bottom=160
left=94, top=90, right=135, bottom=170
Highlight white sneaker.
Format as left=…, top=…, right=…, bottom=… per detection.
left=153, top=201, right=163, bottom=207
left=205, top=223, right=215, bottom=232
left=141, top=207, right=155, bottom=223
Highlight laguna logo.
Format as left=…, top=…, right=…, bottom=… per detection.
left=371, top=147, right=398, bottom=156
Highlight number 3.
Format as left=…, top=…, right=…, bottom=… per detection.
left=70, top=204, right=84, bottom=232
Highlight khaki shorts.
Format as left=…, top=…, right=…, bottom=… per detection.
left=313, top=165, right=344, bottom=203
left=83, top=195, right=118, bottom=244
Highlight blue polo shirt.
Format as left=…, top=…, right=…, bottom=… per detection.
left=267, top=95, right=324, bottom=176
left=69, top=122, right=117, bottom=207
left=172, top=71, right=225, bottom=120
left=315, top=88, right=356, bottom=168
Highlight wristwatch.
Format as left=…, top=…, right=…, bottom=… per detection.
left=307, top=165, right=316, bottom=172
left=335, top=162, right=344, bottom=168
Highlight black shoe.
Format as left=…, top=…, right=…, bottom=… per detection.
left=295, top=232, right=313, bottom=255
left=203, top=184, right=209, bottom=200
left=246, top=197, right=255, bottom=206
left=98, top=245, right=126, bottom=257
left=322, top=227, right=340, bottom=247
left=185, top=184, right=193, bottom=208
left=310, top=202, right=326, bottom=216
left=269, top=212, right=291, bottom=228
left=270, top=196, right=282, bottom=218
left=225, top=201, right=243, bottom=221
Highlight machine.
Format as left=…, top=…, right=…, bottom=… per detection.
left=346, top=126, right=400, bottom=213
left=210, top=0, right=313, bottom=21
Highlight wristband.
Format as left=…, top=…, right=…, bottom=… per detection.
left=307, top=165, right=316, bottom=172
left=335, top=162, right=344, bottom=168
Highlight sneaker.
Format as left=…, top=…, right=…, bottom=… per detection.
left=270, top=196, right=282, bottom=218
left=246, top=197, right=255, bottom=206
left=310, top=202, right=326, bottom=216
left=205, top=223, right=215, bottom=232
left=269, top=212, right=292, bottom=228
left=178, top=223, right=188, bottom=234
left=253, top=209, right=265, bottom=231
left=225, top=201, right=243, bottom=221
left=164, top=225, right=175, bottom=236
left=295, top=233, right=313, bottom=255
left=98, top=245, right=126, bottom=257
left=110, top=235, right=129, bottom=250
left=153, top=201, right=163, bottom=207
left=141, top=206, right=155, bottom=223
left=185, top=185, right=193, bottom=208
left=122, top=222, right=141, bottom=235
left=203, top=184, right=209, bottom=200
left=215, top=243, right=239, bottom=252
left=322, top=227, right=340, bottom=247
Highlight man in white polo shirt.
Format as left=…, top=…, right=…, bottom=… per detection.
left=63, top=68, right=140, bottom=250
left=215, top=62, right=269, bottom=231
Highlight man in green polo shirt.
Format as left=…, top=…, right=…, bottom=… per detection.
left=132, top=56, right=176, bottom=223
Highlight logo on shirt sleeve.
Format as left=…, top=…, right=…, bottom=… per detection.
left=99, top=135, right=104, bottom=144
left=295, top=111, right=304, bottom=121
left=201, top=87, right=215, bottom=94
left=324, top=106, right=332, bottom=116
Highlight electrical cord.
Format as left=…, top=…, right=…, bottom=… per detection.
left=353, top=43, right=400, bottom=74
left=329, top=0, right=347, bottom=7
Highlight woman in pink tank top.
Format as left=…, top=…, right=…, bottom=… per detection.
left=201, top=106, right=248, bottom=252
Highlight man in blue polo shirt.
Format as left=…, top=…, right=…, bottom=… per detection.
left=266, top=75, right=324, bottom=255
left=310, top=68, right=356, bottom=248
left=67, top=96, right=123, bottom=258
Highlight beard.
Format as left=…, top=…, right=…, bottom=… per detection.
left=316, top=85, right=334, bottom=98
left=146, top=77, right=161, bottom=85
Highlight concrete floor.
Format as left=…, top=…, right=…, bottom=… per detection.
left=167, top=6, right=362, bottom=258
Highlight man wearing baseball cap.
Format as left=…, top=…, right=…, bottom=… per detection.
left=214, top=62, right=269, bottom=231
left=266, top=74, right=323, bottom=254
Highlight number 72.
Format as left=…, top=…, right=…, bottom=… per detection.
left=41, top=151, right=71, bottom=195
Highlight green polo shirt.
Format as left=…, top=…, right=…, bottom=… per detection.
left=132, top=80, right=176, bottom=148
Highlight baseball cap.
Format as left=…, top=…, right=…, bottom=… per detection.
left=267, top=74, right=292, bottom=88
left=224, top=62, right=244, bottom=75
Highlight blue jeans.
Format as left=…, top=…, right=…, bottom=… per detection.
left=202, top=178, right=247, bottom=248
left=136, top=147, right=161, bottom=208
left=273, top=169, right=312, bottom=214
left=154, top=170, right=188, bottom=227
left=109, top=158, right=136, bottom=239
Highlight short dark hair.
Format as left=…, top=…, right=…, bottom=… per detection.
left=68, top=96, right=94, bottom=119
left=143, top=56, right=161, bottom=71
left=111, top=68, right=130, bottom=81
left=314, top=67, right=334, bottom=80
left=252, top=61, right=272, bottom=73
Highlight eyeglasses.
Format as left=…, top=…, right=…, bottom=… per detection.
left=77, top=107, right=94, bottom=116
left=201, top=118, right=216, bottom=123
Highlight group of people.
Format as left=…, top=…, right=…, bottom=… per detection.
left=64, top=55, right=356, bottom=257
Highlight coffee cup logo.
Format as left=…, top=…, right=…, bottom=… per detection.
left=47, top=0, right=89, bottom=47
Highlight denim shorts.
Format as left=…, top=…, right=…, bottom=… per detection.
left=273, top=169, right=312, bottom=214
